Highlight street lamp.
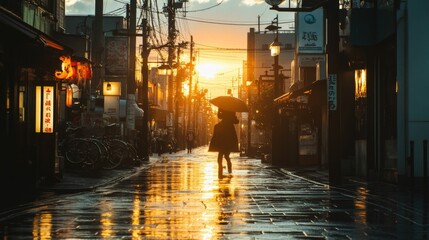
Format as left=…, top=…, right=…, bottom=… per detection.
left=157, top=64, right=174, bottom=76
left=265, top=0, right=285, bottom=6
left=266, top=15, right=283, bottom=164
left=266, top=15, right=282, bottom=99
left=270, top=41, right=281, bottom=57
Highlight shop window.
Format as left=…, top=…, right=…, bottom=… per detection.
left=19, top=86, right=25, bottom=122
left=355, top=69, right=367, bottom=99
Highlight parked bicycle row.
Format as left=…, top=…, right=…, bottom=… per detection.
left=59, top=122, right=142, bottom=171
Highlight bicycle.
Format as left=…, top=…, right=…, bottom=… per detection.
left=60, top=123, right=102, bottom=170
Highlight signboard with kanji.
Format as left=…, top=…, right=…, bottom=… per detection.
left=297, top=7, right=324, bottom=54
left=328, top=74, right=337, bottom=111
left=35, top=85, right=55, bottom=133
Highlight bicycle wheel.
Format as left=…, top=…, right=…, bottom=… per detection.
left=103, top=139, right=128, bottom=169
left=66, top=138, right=101, bottom=168
left=65, top=138, right=90, bottom=164
left=87, top=138, right=108, bottom=170
left=125, top=141, right=140, bottom=162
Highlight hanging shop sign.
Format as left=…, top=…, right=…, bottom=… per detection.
left=55, top=56, right=74, bottom=80
left=55, top=56, right=92, bottom=84
left=297, top=7, right=324, bottom=54
left=35, top=85, right=56, bottom=133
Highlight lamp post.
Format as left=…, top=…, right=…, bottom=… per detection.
left=266, top=15, right=283, bottom=164
left=140, top=18, right=150, bottom=161
left=246, top=80, right=253, bottom=156
left=267, top=15, right=282, bottom=98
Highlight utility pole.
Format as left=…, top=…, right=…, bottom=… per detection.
left=174, top=45, right=182, bottom=149
left=127, top=0, right=137, bottom=131
left=141, top=17, right=150, bottom=161
left=93, top=0, right=104, bottom=96
left=167, top=0, right=176, bottom=113
left=187, top=36, right=194, bottom=134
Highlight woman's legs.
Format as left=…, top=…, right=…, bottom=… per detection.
left=225, top=152, right=232, bottom=173
left=217, top=152, right=224, bottom=178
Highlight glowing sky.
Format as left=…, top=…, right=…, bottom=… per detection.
left=65, top=0, right=295, bottom=98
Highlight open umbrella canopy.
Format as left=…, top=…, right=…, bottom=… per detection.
left=209, top=95, right=248, bottom=112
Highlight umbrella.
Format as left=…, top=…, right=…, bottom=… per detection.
left=209, top=95, right=248, bottom=112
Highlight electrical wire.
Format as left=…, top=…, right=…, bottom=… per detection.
left=177, top=16, right=295, bottom=27
left=178, top=0, right=224, bottom=13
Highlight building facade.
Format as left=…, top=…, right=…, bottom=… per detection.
left=246, top=27, right=295, bottom=157
left=0, top=0, right=73, bottom=191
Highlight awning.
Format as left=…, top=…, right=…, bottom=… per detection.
left=39, top=34, right=65, bottom=51
left=0, top=6, right=72, bottom=52
left=275, top=79, right=326, bottom=104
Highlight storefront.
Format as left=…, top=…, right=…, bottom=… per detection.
left=273, top=79, right=326, bottom=167
left=0, top=7, right=72, bottom=191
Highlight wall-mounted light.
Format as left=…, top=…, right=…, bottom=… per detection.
left=103, top=81, right=121, bottom=96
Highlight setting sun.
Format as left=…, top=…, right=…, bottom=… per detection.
left=195, top=63, right=223, bottom=79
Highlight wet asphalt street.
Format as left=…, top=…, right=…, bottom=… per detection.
left=0, top=146, right=428, bottom=239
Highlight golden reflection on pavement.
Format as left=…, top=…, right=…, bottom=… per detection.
left=99, top=200, right=113, bottom=238
left=140, top=153, right=247, bottom=239
left=32, top=212, right=52, bottom=240
left=353, top=187, right=368, bottom=225
left=132, top=186, right=142, bottom=239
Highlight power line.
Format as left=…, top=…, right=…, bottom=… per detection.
left=176, top=16, right=294, bottom=27
left=177, top=0, right=224, bottom=13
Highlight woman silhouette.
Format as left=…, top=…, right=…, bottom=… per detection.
left=208, top=109, right=239, bottom=178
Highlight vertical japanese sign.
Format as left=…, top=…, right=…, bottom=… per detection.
left=297, top=7, right=324, bottom=54
left=35, top=85, right=54, bottom=133
left=105, top=37, right=129, bottom=75
left=43, top=86, right=54, bottom=133
left=328, top=74, right=337, bottom=111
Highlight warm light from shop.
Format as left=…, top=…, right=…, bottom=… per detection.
left=19, top=86, right=25, bottom=122
left=35, top=86, right=41, bottom=133
left=355, top=69, right=367, bottom=99
left=66, top=85, right=73, bottom=107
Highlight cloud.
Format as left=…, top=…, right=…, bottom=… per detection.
left=242, top=0, right=266, bottom=6
left=192, top=0, right=212, bottom=3
left=65, top=0, right=94, bottom=14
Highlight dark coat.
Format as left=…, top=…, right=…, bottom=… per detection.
left=208, top=118, right=239, bottom=153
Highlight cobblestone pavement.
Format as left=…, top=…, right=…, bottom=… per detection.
left=0, top=146, right=428, bottom=239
